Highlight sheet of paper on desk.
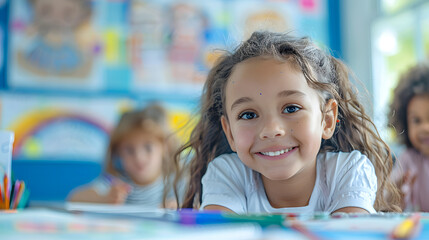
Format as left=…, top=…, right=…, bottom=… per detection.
left=0, top=209, right=265, bottom=240
left=64, top=202, right=180, bottom=221
left=65, top=202, right=168, bottom=214
left=303, top=217, right=404, bottom=232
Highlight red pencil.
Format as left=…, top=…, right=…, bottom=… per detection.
left=290, top=221, right=323, bottom=240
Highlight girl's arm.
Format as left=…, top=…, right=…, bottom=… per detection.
left=333, top=207, right=369, bottom=214
left=204, top=204, right=235, bottom=213
left=68, top=186, right=107, bottom=203
left=67, top=181, right=130, bottom=204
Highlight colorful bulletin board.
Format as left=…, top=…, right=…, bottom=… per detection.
left=7, top=0, right=328, bottom=94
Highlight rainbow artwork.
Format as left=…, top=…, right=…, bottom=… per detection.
left=0, top=93, right=134, bottom=161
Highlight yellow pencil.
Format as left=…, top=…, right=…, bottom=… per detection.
left=391, top=213, right=421, bottom=239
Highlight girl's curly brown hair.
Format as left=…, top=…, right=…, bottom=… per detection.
left=388, top=62, right=429, bottom=148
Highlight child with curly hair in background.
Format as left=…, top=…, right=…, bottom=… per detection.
left=389, top=62, right=429, bottom=212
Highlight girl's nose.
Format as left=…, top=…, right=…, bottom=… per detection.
left=422, top=120, right=429, bottom=132
left=134, top=148, right=147, bottom=162
left=259, top=117, right=286, bottom=139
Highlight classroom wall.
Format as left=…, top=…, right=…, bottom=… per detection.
left=340, top=0, right=378, bottom=115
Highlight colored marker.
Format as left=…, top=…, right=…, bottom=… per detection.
left=178, top=209, right=285, bottom=227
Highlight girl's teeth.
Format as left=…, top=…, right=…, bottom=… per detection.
left=261, top=148, right=293, bottom=156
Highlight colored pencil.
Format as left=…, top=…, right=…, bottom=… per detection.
left=12, top=182, right=25, bottom=209
left=10, top=180, right=20, bottom=209
left=3, top=174, right=9, bottom=210
left=390, top=213, right=421, bottom=239
left=290, top=221, right=322, bottom=240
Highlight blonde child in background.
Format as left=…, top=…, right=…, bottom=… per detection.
left=69, top=103, right=182, bottom=208
left=389, top=62, right=429, bottom=212
left=176, top=31, right=401, bottom=214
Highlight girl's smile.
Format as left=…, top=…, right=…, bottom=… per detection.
left=257, top=146, right=298, bottom=159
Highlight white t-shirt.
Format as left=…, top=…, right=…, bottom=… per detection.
left=201, top=150, right=377, bottom=214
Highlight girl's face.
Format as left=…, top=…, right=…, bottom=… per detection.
left=407, top=94, right=429, bottom=157
left=221, top=57, right=337, bottom=181
left=117, top=131, right=164, bottom=186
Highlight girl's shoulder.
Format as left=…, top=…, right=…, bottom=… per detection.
left=319, top=150, right=370, bottom=169
left=207, top=152, right=256, bottom=185
left=318, top=150, right=374, bottom=182
left=211, top=152, right=246, bottom=170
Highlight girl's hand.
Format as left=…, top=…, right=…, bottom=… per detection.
left=105, top=180, right=131, bottom=204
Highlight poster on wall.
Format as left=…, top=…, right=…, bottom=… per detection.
left=8, top=0, right=102, bottom=91
left=0, top=93, right=136, bottom=161
left=129, top=0, right=228, bottom=93
left=227, top=0, right=327, bottom=46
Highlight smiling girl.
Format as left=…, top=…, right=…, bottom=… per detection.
left=175, top=31, right=401, bottom=214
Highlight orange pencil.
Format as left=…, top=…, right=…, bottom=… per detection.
left=3, top=174, right=9, bottom=210
left=0, top=183, right=4, bottom=209
left=12, top=182, right=25, bottom=209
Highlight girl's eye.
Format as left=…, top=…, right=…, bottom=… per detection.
left=238, top=111, right=258, bottom=120
left=122, top=146, right=135, bottom=156
left=410, top=117, right=421, bottom=125
left=283, top=105, right=301, bottom=114
left=144, top=143, right=153, bottom=153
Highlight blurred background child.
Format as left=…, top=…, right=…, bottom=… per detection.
left=68, top=103, right=182, bottom=208
left=389, top=62, right=429, bottom=212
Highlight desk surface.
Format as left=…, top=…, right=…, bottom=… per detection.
left=1, top=204, right=428, bottom=240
